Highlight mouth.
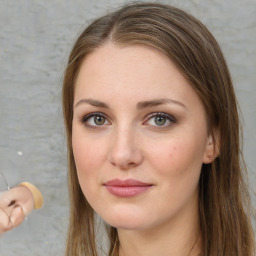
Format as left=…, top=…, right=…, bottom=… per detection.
left=103, top=179, right=153, bottom=197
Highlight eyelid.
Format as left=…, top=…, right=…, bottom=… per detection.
left=145, top=112, right=176, bottom=122
left=81, top=112, right=111, bottom=128
left=143, top=112, right=177, bottom=127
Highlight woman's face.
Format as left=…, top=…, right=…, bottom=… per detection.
left=72, top=43, right=214, bottom=231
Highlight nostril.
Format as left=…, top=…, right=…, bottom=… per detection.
left=108, top=149, right=144, bottom=170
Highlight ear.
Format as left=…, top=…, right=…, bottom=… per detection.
left=203, top=129, right=220, bottom=164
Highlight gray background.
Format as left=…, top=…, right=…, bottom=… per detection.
left=0, top=0, right=255, bottom=255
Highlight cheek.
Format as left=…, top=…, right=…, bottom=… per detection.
left=72, top=137, right=103, bottom=203
left=148, top=137, right=204, bottom=178
left=72, top=132, right=105, bottom=181
left=72, top=139, right=89, bottom=170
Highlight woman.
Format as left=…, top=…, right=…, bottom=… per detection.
left=62, top=2, right=255, bottom=256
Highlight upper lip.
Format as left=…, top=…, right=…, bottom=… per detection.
left=104, top=179, right=152, bottom=187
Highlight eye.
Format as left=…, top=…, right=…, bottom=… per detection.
left=82, top=112, right=110, bottom=128
left=144, top=112, right=176, bottom=128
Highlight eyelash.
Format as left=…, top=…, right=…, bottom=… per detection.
left=81, top=112, right=176, bottom=129
left=81, top=112, right=110, bottom=129
left=144, top=112, right=176, bottom=129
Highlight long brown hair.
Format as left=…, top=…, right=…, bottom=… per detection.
left=62, top=2, right=255, bottom=255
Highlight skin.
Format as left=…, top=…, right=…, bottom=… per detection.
left=0, top=185, right=35, bottom=234
left=72, top=43, right=215, bottom=256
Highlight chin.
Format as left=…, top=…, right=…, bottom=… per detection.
left=107, top=220, right=148, bottom=231
left=100, top=210, right=153, bottom=231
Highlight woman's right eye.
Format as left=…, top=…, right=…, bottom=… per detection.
left=82, top=113, right=110, bottom=128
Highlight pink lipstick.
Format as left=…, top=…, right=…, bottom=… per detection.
left=104, top=179, right=152, bottom=197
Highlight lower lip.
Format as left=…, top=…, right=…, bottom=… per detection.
left=105, top=185, right=152, bottom=197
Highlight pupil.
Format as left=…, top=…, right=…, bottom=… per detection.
left=155, top=116, right=166, bottom=126
left=94, top=116, right=105, bottom=125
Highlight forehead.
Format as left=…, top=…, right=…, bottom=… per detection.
left=74, top=43, right=191, bottom=99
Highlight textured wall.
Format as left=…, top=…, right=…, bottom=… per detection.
left=0, top=0, right=255, bottom=255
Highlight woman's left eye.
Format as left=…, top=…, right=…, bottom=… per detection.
left=144, top=113, right=176, bottom=127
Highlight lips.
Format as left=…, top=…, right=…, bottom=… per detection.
left=104, top=179, right=152, bottom=197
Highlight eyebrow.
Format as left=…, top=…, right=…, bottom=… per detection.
left=74, top=98, right=186, bottom=109
left=74, top=99, right=110, bottom=108
left=136, top=98, right=187, bottom=110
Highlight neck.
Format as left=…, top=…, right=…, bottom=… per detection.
left=117, top=202, right=201, bottom=256
left=118, top=229, right=201, bottom=256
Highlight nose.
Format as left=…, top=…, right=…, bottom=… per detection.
left=108, top=127, right=143, bottom=170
